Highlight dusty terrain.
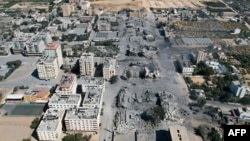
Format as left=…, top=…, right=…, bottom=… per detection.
left=10, top=2, right=48, bottom=12
left=0, top=116, right=35, bottom=141
left=91, top=0, right=212, bottom=11
left=190, top=76, right=205, bottom=84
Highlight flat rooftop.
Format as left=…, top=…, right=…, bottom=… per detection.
left=103, top=57, right=116, bottom=69
left=169, top=125, right=190, bottom=141
left=79, top=53, right=94, bottom=62
left=65, top=107, right=99, bottom=120
left=36, top=109, right=65, bottom=132
left=49, top=94, right=81, bottom=105
left=45, top=42, right=60, bottom=50
left=37, top=56, right=56, bottom=64
left=58, top=73, right=76, bottom=88
left=83, top=87, right=103, bottom=106
left=80, top=76, right=104, bottom=86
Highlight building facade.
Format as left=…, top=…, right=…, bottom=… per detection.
left=55, top=73, right=77, bottom=94
left=36, top=56, right=59, bottom=80
left=61, top=3, right=75, bottom=17
left=79, top=53, right=94, bottom=76
left=65, top=107, right=100, bottom=131
left=48, top=94, right=81, bottom=109
left=43, top=42, right=63, bottom=68
left=36, top=109, right=65, bottom=141
left=103, top=57, right=116, bottom=80
left=230, top=81, right=247, bottom=98
left=196, top=51, right=207, bottom=64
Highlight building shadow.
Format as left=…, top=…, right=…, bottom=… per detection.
left=156, top=130, right=171, bottom=141
left=94, top=64, right=103, bottom=77
left=31, top=69, right=39, bottom=79
left=173, top=60, right=181, bottom=73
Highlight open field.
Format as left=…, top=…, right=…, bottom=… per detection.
left=0, top=116, right=35, bottom=141
left=10, top=2, right=48, bottom=12
left=190, top=76, right=205, bottom=84
left=91, top=0, right=214, bottom=11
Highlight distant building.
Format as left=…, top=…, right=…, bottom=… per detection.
left=43, top=42, right=63, bottom=68
left=65, top=107, right=100, bottom=131
left=61, top=3, right=75, bottom=17
left=97, top=21, right=111, bottom=31
left=218, top=52, right=227, bottom=60
left=177, top=58, right=194, bottom=75
left=48, top=93, right=82, bottom=109
left=103, top=57, right=116, bottom=80
left=230, top=81, right=247, bottom=98
left=36, top=109, right=65, bottom=141
left=79, top=53, right=94, bottom=76
left=55, top=73, right=77, bottom=94
left=36, top=56, right=59, bottom=80
left=196, top=51, right=207, bottom=64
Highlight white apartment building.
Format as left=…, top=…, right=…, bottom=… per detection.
left=36, top=109, right=65, bottom=141
left=48, top=93, right=81, bottom=109
left=43, top=42, right=63, bottom=67
left=230, top=81, right=247, bottom=98
left=61, top=3, right=75, bottom=17
left=103, top=57, right=116, bottom=80
left=196, top=51, right=207, bottom=64
left=82, top=86, right=104, bottom=108
left=65, top=107, right=100, bottom=131
left=177, top=59, right=194, bottom=75
left=80, top=76, right=105, bottom=92
left=12, top=32, right=52, bottom=55
left=36, top=56, right=59, bottom=80
left=79, top=53, right=94, bottom=76
left=55, top=73, right=77, bottom=94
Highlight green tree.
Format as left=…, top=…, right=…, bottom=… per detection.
left=62, top=133, right=91, bottom=141
left=197, top=98, right=206, bottom=108
left=109, top=75, right=118, bottom=84
left=208, top=128, right=223, bottom=141
left=30, top=117, right=40, bottom=129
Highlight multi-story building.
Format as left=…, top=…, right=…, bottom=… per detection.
left=64, top=107, right=100, bottom=131
left=103, top=57, right=116, bottom=80
left=12, top=32, right=52, bottom=55
left=196, top=51, right=207, bottom=64
left=230, top=81, right=247, bottom=98
left=61, top=3, right=75, bottom=17
left=43, top=42, right=63, bottom=68
left=79, top=53, right=94, bottom=76
left=177, top=59, right=194, bottom=75
left=55, top=73, right=77, bottom=94
left=23, top=86, right=50, bottom=103
left=48, top=93, right=82, bottom=109
left=24, top=40, right=46, bottom=56
left=36, top=109, right=65, bottom=141
left=36, top=56, right=59, bottom=80
left=81, top=76, right=105, bottom=92
left=82, top=86, right=104, bottom=108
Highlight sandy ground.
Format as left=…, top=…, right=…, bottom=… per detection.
left=91, top=0, right=212, bottom=11
left=0, top=87, right=12, bottom=104
left=0, top=116, right=36, bottom=141
left=10, top=2, right=48, bottom=12
left=190, top=76, right=205, bottom=84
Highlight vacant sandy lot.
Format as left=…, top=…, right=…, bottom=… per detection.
left=10, top=2, right=48, bottom=12
left=190, top=76, right=205, bottom=84
left=0, top=116, right=35, bottom=141
left=91, top=0, right=212, bottom=11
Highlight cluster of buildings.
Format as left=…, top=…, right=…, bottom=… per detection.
left=36, top=75, right=105, bottom=140
left=6, top=32, right=52, bottom=56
